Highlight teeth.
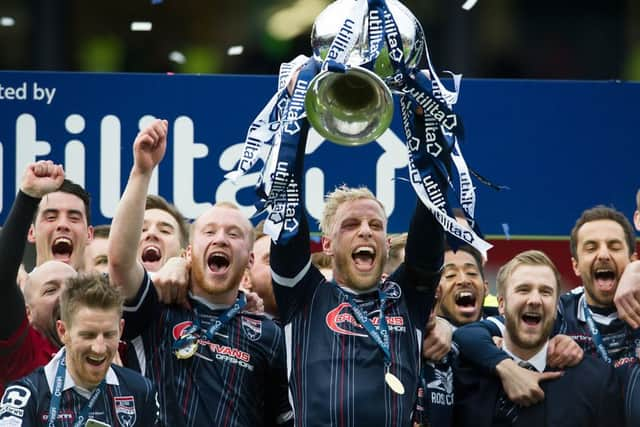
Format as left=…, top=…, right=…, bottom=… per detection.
left=354, top=247, right=374, bottom=255
left=458, top=291, right=473, bottom=298
left=54, top=237, right=72, bottom=245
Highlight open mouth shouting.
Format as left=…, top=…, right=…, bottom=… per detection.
left=352, top=246, right=376, bottom=272
left=141, top=245, right=163, bottom=270
left=592, top=265, right=617, bottom=294
left=454, top=290, right=478, bottom=315
left=521, top=311, right=542, bottom=328
left=207, top=251, right=230, bottom=275
left=52, top=237, right=73, bottom=262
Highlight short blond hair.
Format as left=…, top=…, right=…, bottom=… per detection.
left=60, top=273, right=123, bottom=326
left=320, top=185, right=385, bottom=235
left=496, top=250, right=562, bottom=297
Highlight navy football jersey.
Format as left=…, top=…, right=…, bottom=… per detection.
left=271, top=203, right=443, bottom=427
left=556, top=287, right=640, bottom=371
left=121, top=273, right=293, bottom=427
left=0, top=349, right=159, bottom=426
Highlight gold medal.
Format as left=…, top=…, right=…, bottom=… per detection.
left=384, top=372, right=405, bottom=395
left=174, top=335, right=198, bottom=360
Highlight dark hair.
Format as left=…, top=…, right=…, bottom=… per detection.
left=445, top=243, right=485, bottom=279
left=35, top=179, right=91, bottom=224
left=570, top=206, right=635, bottom=259
left=145, top=194, right=189, bottom=248
left=92, top=224, right=110, bottom=239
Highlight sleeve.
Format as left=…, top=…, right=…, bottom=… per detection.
left=596, top=364, right=625, bottom=427
left=138, top=382, right=160, bottom=426
left=452, top=317, right=509, bottom=374
left=0, top=191, right=40, bottom=340
left=121, top=271, right=162, bottom=341
left=389, top=199, right=444, bottom=327
left=625, top=364, right=640, bottom=427
left=270, top=212, right=326, bottom=324
left=264, top=327, right=294, bottom=427
left=0, top=381, right=38, bottom=426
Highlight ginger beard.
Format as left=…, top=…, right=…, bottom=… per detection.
left=188, top=207, right=253, bottom=301
left=57, top=307, right=123, bottom=390
left=324, top=199, right=388, bottom=291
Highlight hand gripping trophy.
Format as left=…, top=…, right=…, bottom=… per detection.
left=227, top=0, right=492, bottom=256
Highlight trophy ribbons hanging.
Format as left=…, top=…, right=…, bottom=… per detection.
left=226, top=0, right=493, bottom=257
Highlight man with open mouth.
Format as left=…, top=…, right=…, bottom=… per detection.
left=454, top=206, right=639, bottom=424
left=0, top=273, right=160, bottom=426
left=452, top=250, right=624, bottom=427
left=108, top=119, right=292, bottom=427
left=0, top=161, right=93, bottom=397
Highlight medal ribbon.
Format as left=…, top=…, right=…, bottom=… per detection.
left=47, top=349, right=107, bottom=427
left=580, top=298, right=613, bottom=364
left=336, top=286, right=391, bottom=364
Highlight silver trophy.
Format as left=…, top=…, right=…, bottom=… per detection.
left=305, top=0, right=425, bottom=146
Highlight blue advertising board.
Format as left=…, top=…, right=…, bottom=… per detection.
left=0, top=71, right=637, bottom=237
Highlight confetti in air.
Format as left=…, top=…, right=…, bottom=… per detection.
left=227, top=45, right=244, bottom=56
left=501, top=223, right=511, bottom=240
left=0, top=17, right=15, bottom=27
left=130, top=21, right=153, bottom=31
left=461, top=0, right=478, bottom=10
left=168, top=51, right=186, bottom=64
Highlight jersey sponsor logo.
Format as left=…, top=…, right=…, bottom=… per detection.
left=241, top=317, right=262, bottom=341
left=325, top=302, right=406, bottom=337
left=172, top=320, right=194, bottom=340
left=0, top=385, right=31, bottom=418
left=114, top=396, right=137, bottom=427
left=40, top=411, right=75, bottom=422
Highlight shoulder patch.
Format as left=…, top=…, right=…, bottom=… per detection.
left=1, top=385, right=31, bottom=419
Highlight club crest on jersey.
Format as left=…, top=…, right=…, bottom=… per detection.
left=114, top=396, right=137, bottom=427
left=242, top=317, right=263, bottom=341
left=325, top=302, right=405, bottom=336
left=382, top=281, right=402, bottom=299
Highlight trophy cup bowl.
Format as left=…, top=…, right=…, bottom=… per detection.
left=304, top=0, right=425, bottom=146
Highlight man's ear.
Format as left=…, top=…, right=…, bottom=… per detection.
left=498, top=295, right=505, bottom=316
left=56, top=319, right=68, bottom=345
left=571, top=257, right=581, bottom=277
left=27, top=224, right=36, bottom=243
left=119, top=319, right=125, bottom=340
left=322, top=236, right=333, bottom=256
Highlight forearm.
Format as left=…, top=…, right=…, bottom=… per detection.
left=108, top=169, right=151, bottom=298
left=0, top=191, right=40, bottom=339
left=453, top=320, right=508, bottom=373
left=404, top=200, right=444, bottom=288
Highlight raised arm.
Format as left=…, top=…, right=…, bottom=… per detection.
left=403, top=200, right=445, bottom=288
left=0, top=161, right=64, bottom=339
left=109, top=119, right=168, bottom=300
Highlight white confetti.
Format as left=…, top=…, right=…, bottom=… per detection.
left=168, top=51, right=186, bottom=64
left=501, top=223, right=511, bottom=240
left=0, top=17, right=15, bottom=27
left=130, top=21, right=152, bottom=31
left=227, top=45, right=244, bottom=56
left=461, top=0, right=478, bottom=10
